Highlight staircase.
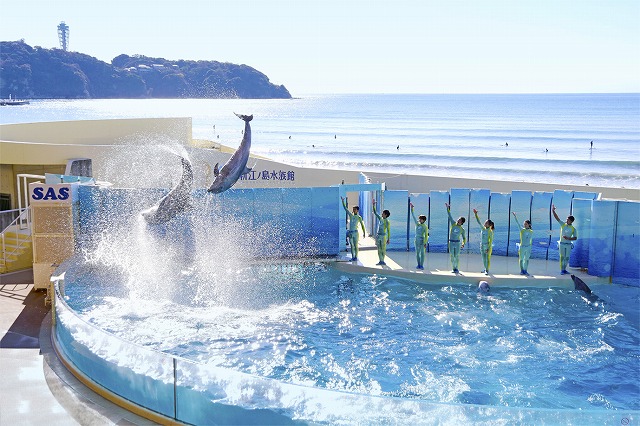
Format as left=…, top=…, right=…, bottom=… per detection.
left=1, top=209, right=33, bottom=274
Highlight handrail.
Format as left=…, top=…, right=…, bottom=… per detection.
left=17, top=173, right=45, bottom=229
left=0, top=207, right=32, bottom=268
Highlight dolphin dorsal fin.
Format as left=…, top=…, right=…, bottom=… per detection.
left=213, top=163, right=220, bottom=177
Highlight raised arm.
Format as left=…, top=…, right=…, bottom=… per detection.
left=512, top=211, right=523, bottom=229
left=551, top=204, right=562, bottom=225
left=445, top=202, right=455, bottom=224
left=410, top=202, right=418, bottom=224
left=473, top=208, right=482, bottom=227
left=341, top=196, right=351, bottom=217
left=372, top=199, right=382, bottom=220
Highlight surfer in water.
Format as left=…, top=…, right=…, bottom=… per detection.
left=372, top=199, right=391, bottom=266
left=473, top=209, right=493, bottom=275
left=552, top=204, right=577, bottom=275
left=341, top=197, right=366, bottom=261
left=410, top=202, right=429, bottom=270
left=445, top=203, right=466, bottom=273
left=512, top=212, right=533, bottom=276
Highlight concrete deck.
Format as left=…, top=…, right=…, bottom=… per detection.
left=0, top=248, right=605, bottom=425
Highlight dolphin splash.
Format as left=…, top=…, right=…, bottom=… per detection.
left=141, top=156, right=193, bottom=225
left=207, top=113, right=253, bottom=194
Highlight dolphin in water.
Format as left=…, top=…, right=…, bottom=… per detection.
left=207, top=113, right=253, bottom=194
left=141, top=156, right=193, bottom=225
left=570, top=274, right=592, bottom=295
left=477, top=280, right=491, bottom=293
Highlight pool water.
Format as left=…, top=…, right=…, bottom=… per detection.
left=62, top=261, right=640, bottom=412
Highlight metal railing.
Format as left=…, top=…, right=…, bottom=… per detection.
left=0, top=207, right=32, bottom=269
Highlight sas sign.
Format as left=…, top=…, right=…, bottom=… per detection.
left=29, top=183, right=74, bottom=204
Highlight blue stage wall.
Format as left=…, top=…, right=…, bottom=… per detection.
left=76, top=185, right=638, bottom=286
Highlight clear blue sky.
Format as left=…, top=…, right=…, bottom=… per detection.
left=2, top=0, right=639, bottom=95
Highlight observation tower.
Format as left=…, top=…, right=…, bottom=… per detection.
left=57, top=22, right=69, bottom=51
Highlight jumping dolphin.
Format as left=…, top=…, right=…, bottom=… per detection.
left=570, top=274, right=592, bottom=295
left=207, top=113, right=253, bottom=194
left=477, top=280, right=491, bottom=293
left=141, top=156, right=193, bottom=225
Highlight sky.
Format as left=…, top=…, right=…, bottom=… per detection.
left=1, top=0, right=639, bottom=96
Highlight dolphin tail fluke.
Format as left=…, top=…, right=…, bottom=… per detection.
left=234, top=113, right=253, bottom=122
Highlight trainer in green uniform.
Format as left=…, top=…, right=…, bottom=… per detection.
left=341, top=196, right=366, bottom=261
left=552, top=204, right=577, bottom=275
left=512, top=212, right=533, bottom=276
left=473, top=209, right=494, bottom=275
left=410, top=202, right=429, bottom=270
left=372, top=199, right=391, bottom=266
left=445, top=203, right=466, bottom=274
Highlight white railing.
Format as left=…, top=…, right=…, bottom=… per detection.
left=0, top=207, right=32, bottom=269
left=17, top=173, right=45, bottom=229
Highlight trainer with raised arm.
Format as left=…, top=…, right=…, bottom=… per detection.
left=473, top=209, right=493, bottom=275
left=552, top=204, right=577, bottom=275
left=512, top=212, right=533, bottom=276
left=410, top=202, right=429, bottom=270
left=372, top=199, right=391, bottom=266
left=341, top=196, right=366, bottom=262
left=445, top=203, right=466, bottom=274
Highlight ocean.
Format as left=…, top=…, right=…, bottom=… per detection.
left=1, top=93, right=638, bottom=189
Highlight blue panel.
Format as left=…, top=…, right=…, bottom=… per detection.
left=428, top=191, right=450, bottom=253
left=588, top=200, right=617, bottom=277
left=613, top=201, right=640, bottom=286
left=311, top=187, right=340, bottom=256
left=488, top=193, right=511, bottom=256
left=359, top=190, right=374, bottom=237
left=449, top=189, right=471, bottom=253
left=550, top=190, right=574, bottom=261
left=381, top=190, right=408, bottom=251
left=509, top=191, right=532, bottom=258
left=572, top=191, right=598, bottom=201
left=530, top=192, right=553, bottom=260
left=252, top=188, right=284, bottom=258
left=409, top=193, right=430, bottom=252
left=468, top=189, right=491, bottom=254
left=281, top=188, right=313, bottom=255
left=570, top=198, right=592, bottom=269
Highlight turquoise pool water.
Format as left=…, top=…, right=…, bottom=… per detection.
left=60, top=261, right=639, bottom=415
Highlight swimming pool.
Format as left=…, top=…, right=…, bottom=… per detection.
left=53, top=258, right=639, bottom=424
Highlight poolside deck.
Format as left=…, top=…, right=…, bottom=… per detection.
left=0, top=249, right=606, bottom=424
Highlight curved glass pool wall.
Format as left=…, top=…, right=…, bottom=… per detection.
left=52, top=264, right=628, bottom=425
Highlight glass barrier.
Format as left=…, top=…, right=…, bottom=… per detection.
left=428, top=191, right=451, bottom=253
left=488, top=193, right=510, bottom=256
left=468, top=189, right=491, bottom=255
left=613, top=201, right=640, bottom=286
left=530, top=191, right=553, bottom=260
left=54, top=278, right=175, bottom=418
left=588, top=200, right=617, bottom=277
left=408, top=193, right=430, bottom=252
left=383, top=190, right=409, bottom=251
left=571, top=198, right=593, bottom=269
left=509, top=191, right=533, bottom=258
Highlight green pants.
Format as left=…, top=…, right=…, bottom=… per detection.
left=347, top=230, right=359, bottom=259
left=559, top=242, right=572, bottom=271
left=449, top=240, right=461, bottom=270
left=481, top=243, right=491, bottom=271
left=518, top=244, right=531, bottom=272
left=376, top=233, right=387, bottom=263
left=415, top=238, right=425, bottom=267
